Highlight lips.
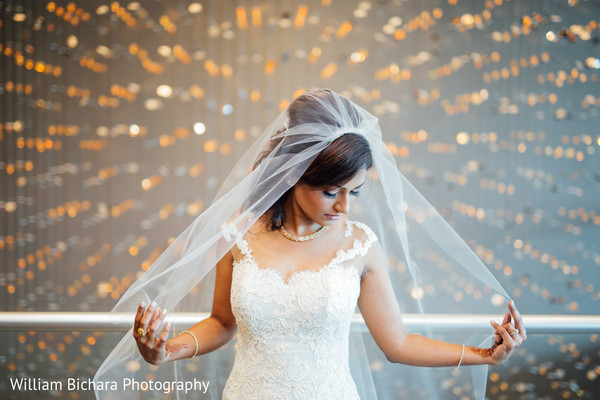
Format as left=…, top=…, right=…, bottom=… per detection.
left=325, top=214, right=341, bottom=220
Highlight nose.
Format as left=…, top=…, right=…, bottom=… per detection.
left=334, top=193, right=350, bottom=214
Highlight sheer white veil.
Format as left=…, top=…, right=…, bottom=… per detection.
left=93, top=89, right=510, bottom=399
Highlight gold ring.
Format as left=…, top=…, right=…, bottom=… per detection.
left=509, top=329, right=519, bottom=336
left=137, top=327, right=147, bottom=337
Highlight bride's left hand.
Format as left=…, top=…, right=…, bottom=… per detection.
left=488, top=301, right=527, bottom=366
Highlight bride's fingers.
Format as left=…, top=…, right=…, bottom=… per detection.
left=493, top=316, right=515, bottom=341
left=136, top=302, right=158, bottom=344
left=140, top=301, right=157, bottom=328
left=496, top=313, right=511, bottom=341
left=509, top=301, right=527, bottom=341
left=157, top=322, right=171, bottom=349
left=491, top=321, right=515, bottom=351
left=502, top=311, right=511, bottom=325
left=502, top=322, right=523, bottom=345
left=147, top=306, right=162, bottom=330
left=492, top=324, right=503, bottom=346
left=133, top=302, right=146, bottom=334
left=147, top=308, right=167, bottom=345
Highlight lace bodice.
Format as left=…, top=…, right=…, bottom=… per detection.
left=222, top=220, right=377, bottom=400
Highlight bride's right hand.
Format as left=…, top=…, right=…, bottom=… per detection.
left=133, top=301, right=171, bottom=365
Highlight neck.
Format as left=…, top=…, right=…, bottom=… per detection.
left=281, top=193, right=322, bottom=236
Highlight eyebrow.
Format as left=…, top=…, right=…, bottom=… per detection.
left=332, top=181, right=366, bottom=190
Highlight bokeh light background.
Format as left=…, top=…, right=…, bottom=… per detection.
left=1, top=0, right=599, bottom=399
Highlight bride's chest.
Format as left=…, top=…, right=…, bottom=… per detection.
left=230, top=258, right=360, bottom=333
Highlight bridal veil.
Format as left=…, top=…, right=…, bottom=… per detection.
left=94, top=88, right=510, bottom=399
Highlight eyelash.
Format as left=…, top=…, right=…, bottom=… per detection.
left=323, top=191, right=360, bottom=198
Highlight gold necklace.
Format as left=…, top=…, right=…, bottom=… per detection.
left=279, top=224, right=328, bottom=242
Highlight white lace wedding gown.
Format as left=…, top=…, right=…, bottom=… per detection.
left=222, top=220, right=377, bottom=400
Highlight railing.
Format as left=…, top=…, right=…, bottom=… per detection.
left=1, top=312, right=599, bottom=333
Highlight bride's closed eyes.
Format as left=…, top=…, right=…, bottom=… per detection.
left=322, top=190, right=361, bottom=199
left=322, top=180, right=365, bottom=199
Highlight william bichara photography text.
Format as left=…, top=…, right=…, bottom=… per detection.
left=9, top=377, right=210, bottom=394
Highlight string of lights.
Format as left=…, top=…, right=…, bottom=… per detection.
left=1, top=0, right=599, bottom=399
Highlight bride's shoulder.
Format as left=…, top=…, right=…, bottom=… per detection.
left=341, top=220, right=379, bottom=262
left=344, top=221, right=386, bottom=275
left=344, top=220, right=378, bottom=244
left=225, top=215, right=271, bottom=260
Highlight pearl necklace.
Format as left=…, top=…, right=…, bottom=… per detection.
left=279, top=224, right=328, bottom=242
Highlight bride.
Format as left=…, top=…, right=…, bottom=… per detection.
left=97, top=89, right=526, bottom=399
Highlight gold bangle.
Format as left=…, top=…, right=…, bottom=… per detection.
left=181, top=330, right=199, bottom=358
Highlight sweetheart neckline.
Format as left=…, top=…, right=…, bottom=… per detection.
left=232, top=220, right=376, bottom=286
left=234, top=254, right=360, bottom=286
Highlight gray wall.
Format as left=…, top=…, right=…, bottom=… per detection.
left=1, top=0, right=598, bottom=398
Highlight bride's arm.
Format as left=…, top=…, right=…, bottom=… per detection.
left=357, top=241, right=526, bottom=367
left=134, top=250, right=237, bottom=365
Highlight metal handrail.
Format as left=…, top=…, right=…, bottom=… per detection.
left=1, top=312, right=599, bottom=333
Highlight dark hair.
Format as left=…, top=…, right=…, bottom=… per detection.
left=259, top=90, right=373, bottom=230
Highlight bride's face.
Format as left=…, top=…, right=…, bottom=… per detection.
left=291, top=168, right=367, bottom=226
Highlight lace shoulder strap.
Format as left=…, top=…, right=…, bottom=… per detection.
left=331, top=220, right=378, bottom=265
left=235, top=237, right=252, bottom=258
left=221, top=221, right=253, bottom=258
